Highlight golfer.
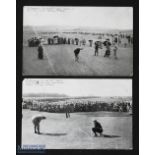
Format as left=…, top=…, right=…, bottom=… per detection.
left=74, top=48, right=83, bottom=62
left=32, top=115, right=46, bottom=134
left=92, top=120, right=103, bottom=136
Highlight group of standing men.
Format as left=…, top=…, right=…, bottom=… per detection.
left=94, top=39, right=118, bottom=59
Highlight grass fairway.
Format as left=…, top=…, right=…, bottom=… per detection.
left=22, top=109, right=132, bottom=149
left=23, top=45, right=133, bottom=76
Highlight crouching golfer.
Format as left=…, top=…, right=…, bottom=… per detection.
left=32, top=115, right=46, bottom=134
left=74, top=48, right=83, bottom=62
left=92, top=120, right=103, bottom=137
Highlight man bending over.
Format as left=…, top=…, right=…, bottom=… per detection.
left=32, top=115, right=46, bottom=134
left=74, top=48, right=83, bottom=62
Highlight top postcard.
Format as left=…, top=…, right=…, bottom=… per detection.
left=23, top=6, right=133, bottom=76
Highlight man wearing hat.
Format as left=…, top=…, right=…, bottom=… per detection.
left=92, top=120, right=103, bottom=136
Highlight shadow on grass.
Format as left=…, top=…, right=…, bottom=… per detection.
left=39, top=132, right=67, bottom=136
left=102, top=134, right=121, bottom=138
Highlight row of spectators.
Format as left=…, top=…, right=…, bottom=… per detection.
left=48, top=37, right=85, bottom=46
left=28, top=32, right=133, bottom=48
left=22, top=100, right=132, bottom=113
left=47, top=35, right=132, bottom=47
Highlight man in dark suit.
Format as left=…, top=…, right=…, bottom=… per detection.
left=32, top=115, right=46, bottom=134
left=37, top=43, right=44, bottom=59
left=92, top=120, right=103, bottom=136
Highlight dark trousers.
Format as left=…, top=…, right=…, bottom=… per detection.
left=34, top=124, right=40, bottom=134
left=95, top=50, right=98, bottom=56
left=38, top=51, right=43, bottom=59
left=92, top=127, right=103, bottom=136
left=104, top=50, right=110, bottom=57
left=66, top=112, right=70, bottom=118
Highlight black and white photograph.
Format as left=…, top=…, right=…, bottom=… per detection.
left=23, top=7, right=133, bottom=76
left=15, top=0, right=139, bottom=154
left=22, top=79, right=132, bottom=149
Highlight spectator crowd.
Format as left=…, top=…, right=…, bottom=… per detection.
left=22, top=98, right=132, bottom=113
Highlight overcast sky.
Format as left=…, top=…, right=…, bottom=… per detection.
left=23, top=79, right=132, bottom=97
left=23, top=6, right=133, bottom=30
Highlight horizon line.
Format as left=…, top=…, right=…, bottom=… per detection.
left=23, top=25, right=133, bottom=31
